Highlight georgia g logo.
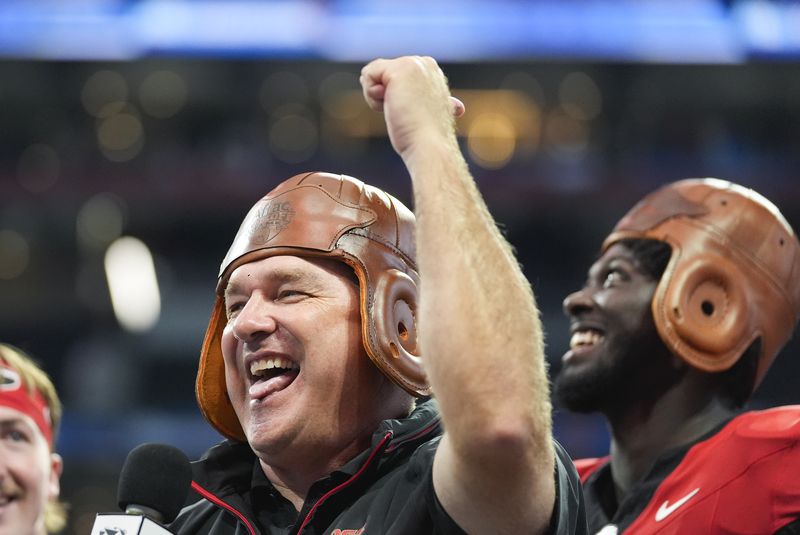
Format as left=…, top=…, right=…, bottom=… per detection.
left=0, top=367, right=21, bottom=391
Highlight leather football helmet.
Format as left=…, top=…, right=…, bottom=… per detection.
left=197, top=172, right=428, bottom=441
left=603, top=178, right=800, bottom=392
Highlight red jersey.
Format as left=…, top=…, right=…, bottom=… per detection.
left=577, top=406, right=800, bottom=534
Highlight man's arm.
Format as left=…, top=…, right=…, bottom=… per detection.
left=361, top=56, right=555, bottom=534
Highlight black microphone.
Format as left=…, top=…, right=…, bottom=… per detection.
left=117, top=443, right=192, bottom=522
left=90, top=443, right=192, bottom=535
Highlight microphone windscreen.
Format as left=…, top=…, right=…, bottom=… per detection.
left=117, top=442, right=192, bottom=523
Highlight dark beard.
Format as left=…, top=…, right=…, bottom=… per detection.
left=554, top=357, right=633, bottom=414
left=554, top=338, right=681, bottom=415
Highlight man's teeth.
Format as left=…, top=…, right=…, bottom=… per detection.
left=570, top=330, right=603, bottom=349
left=250, top=358, right=298, bottom=376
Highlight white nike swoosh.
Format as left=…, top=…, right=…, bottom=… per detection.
left=655, top=487, right=700, bottom=522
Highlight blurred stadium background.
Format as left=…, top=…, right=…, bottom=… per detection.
left=1, top=0, right=800, bottom=532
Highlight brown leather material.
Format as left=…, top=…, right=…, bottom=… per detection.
left=603, top=178, right=800, bottom=392
left=197, top=172, right=429, bottom=441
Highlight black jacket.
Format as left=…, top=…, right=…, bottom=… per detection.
left=169, top=400, right=586, bottom=535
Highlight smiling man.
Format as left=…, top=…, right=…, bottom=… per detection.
left=0, top=343, right=65, bottom=535
left=555, top=179, right=800, bottom=534
left=169, top=56, right=586, bottom=535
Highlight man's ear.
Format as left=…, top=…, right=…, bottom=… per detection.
left=48, top=452, right=63, bottom=499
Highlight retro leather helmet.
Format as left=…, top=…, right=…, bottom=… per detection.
left=603, top=178, right=800, bottom=392
left=197, top=172, right=428, bottom=441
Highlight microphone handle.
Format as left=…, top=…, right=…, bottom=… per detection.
left=125, top=504, right=166, bottom=524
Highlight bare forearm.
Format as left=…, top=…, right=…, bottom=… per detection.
left=361, top=56, right=556, bottom=533
left=410, top=136, right=555, bottom=533
left=405, top=137, right=552, bottom=457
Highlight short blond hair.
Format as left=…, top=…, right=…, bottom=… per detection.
left=0, top=343, right=67, bottom=533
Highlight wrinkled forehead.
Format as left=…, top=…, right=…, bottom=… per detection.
left=223, top=254, right=358, bottom=295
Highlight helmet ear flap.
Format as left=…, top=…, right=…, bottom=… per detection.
left=657, top=254, right=753, bottom=372
left=369, top=268, right=430, bottom=396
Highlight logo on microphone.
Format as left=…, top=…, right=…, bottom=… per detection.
left=99, top=528, right=127, bottom=535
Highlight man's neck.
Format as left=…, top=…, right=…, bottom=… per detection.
left=258, top=436, right=369, bottom=512
left=253, top=389, right=416, bottom=511
left=604, top=382, right=735, bottom=501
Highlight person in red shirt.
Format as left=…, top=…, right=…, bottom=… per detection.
left=555, top=178, right=800, bottom=534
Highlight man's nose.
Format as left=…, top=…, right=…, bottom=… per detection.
left=563, top=287, right=594, bottom=317
left=230, top=294, right=279, bottom=343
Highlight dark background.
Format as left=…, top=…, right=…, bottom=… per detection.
left=1, top=1, right=799, bottom=533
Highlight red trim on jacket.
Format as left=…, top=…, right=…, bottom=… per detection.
left=384, top=420, right=440, bottom=453
left=184, top=415, right=442, bottom=534
left=296, top=432, right=394, bottom=533
left=191, top=480, right=258, bottom=535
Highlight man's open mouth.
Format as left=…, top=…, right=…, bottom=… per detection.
left=569, top=328, right=605, bottom=350
left=250, top=357, right=299, bottom=381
